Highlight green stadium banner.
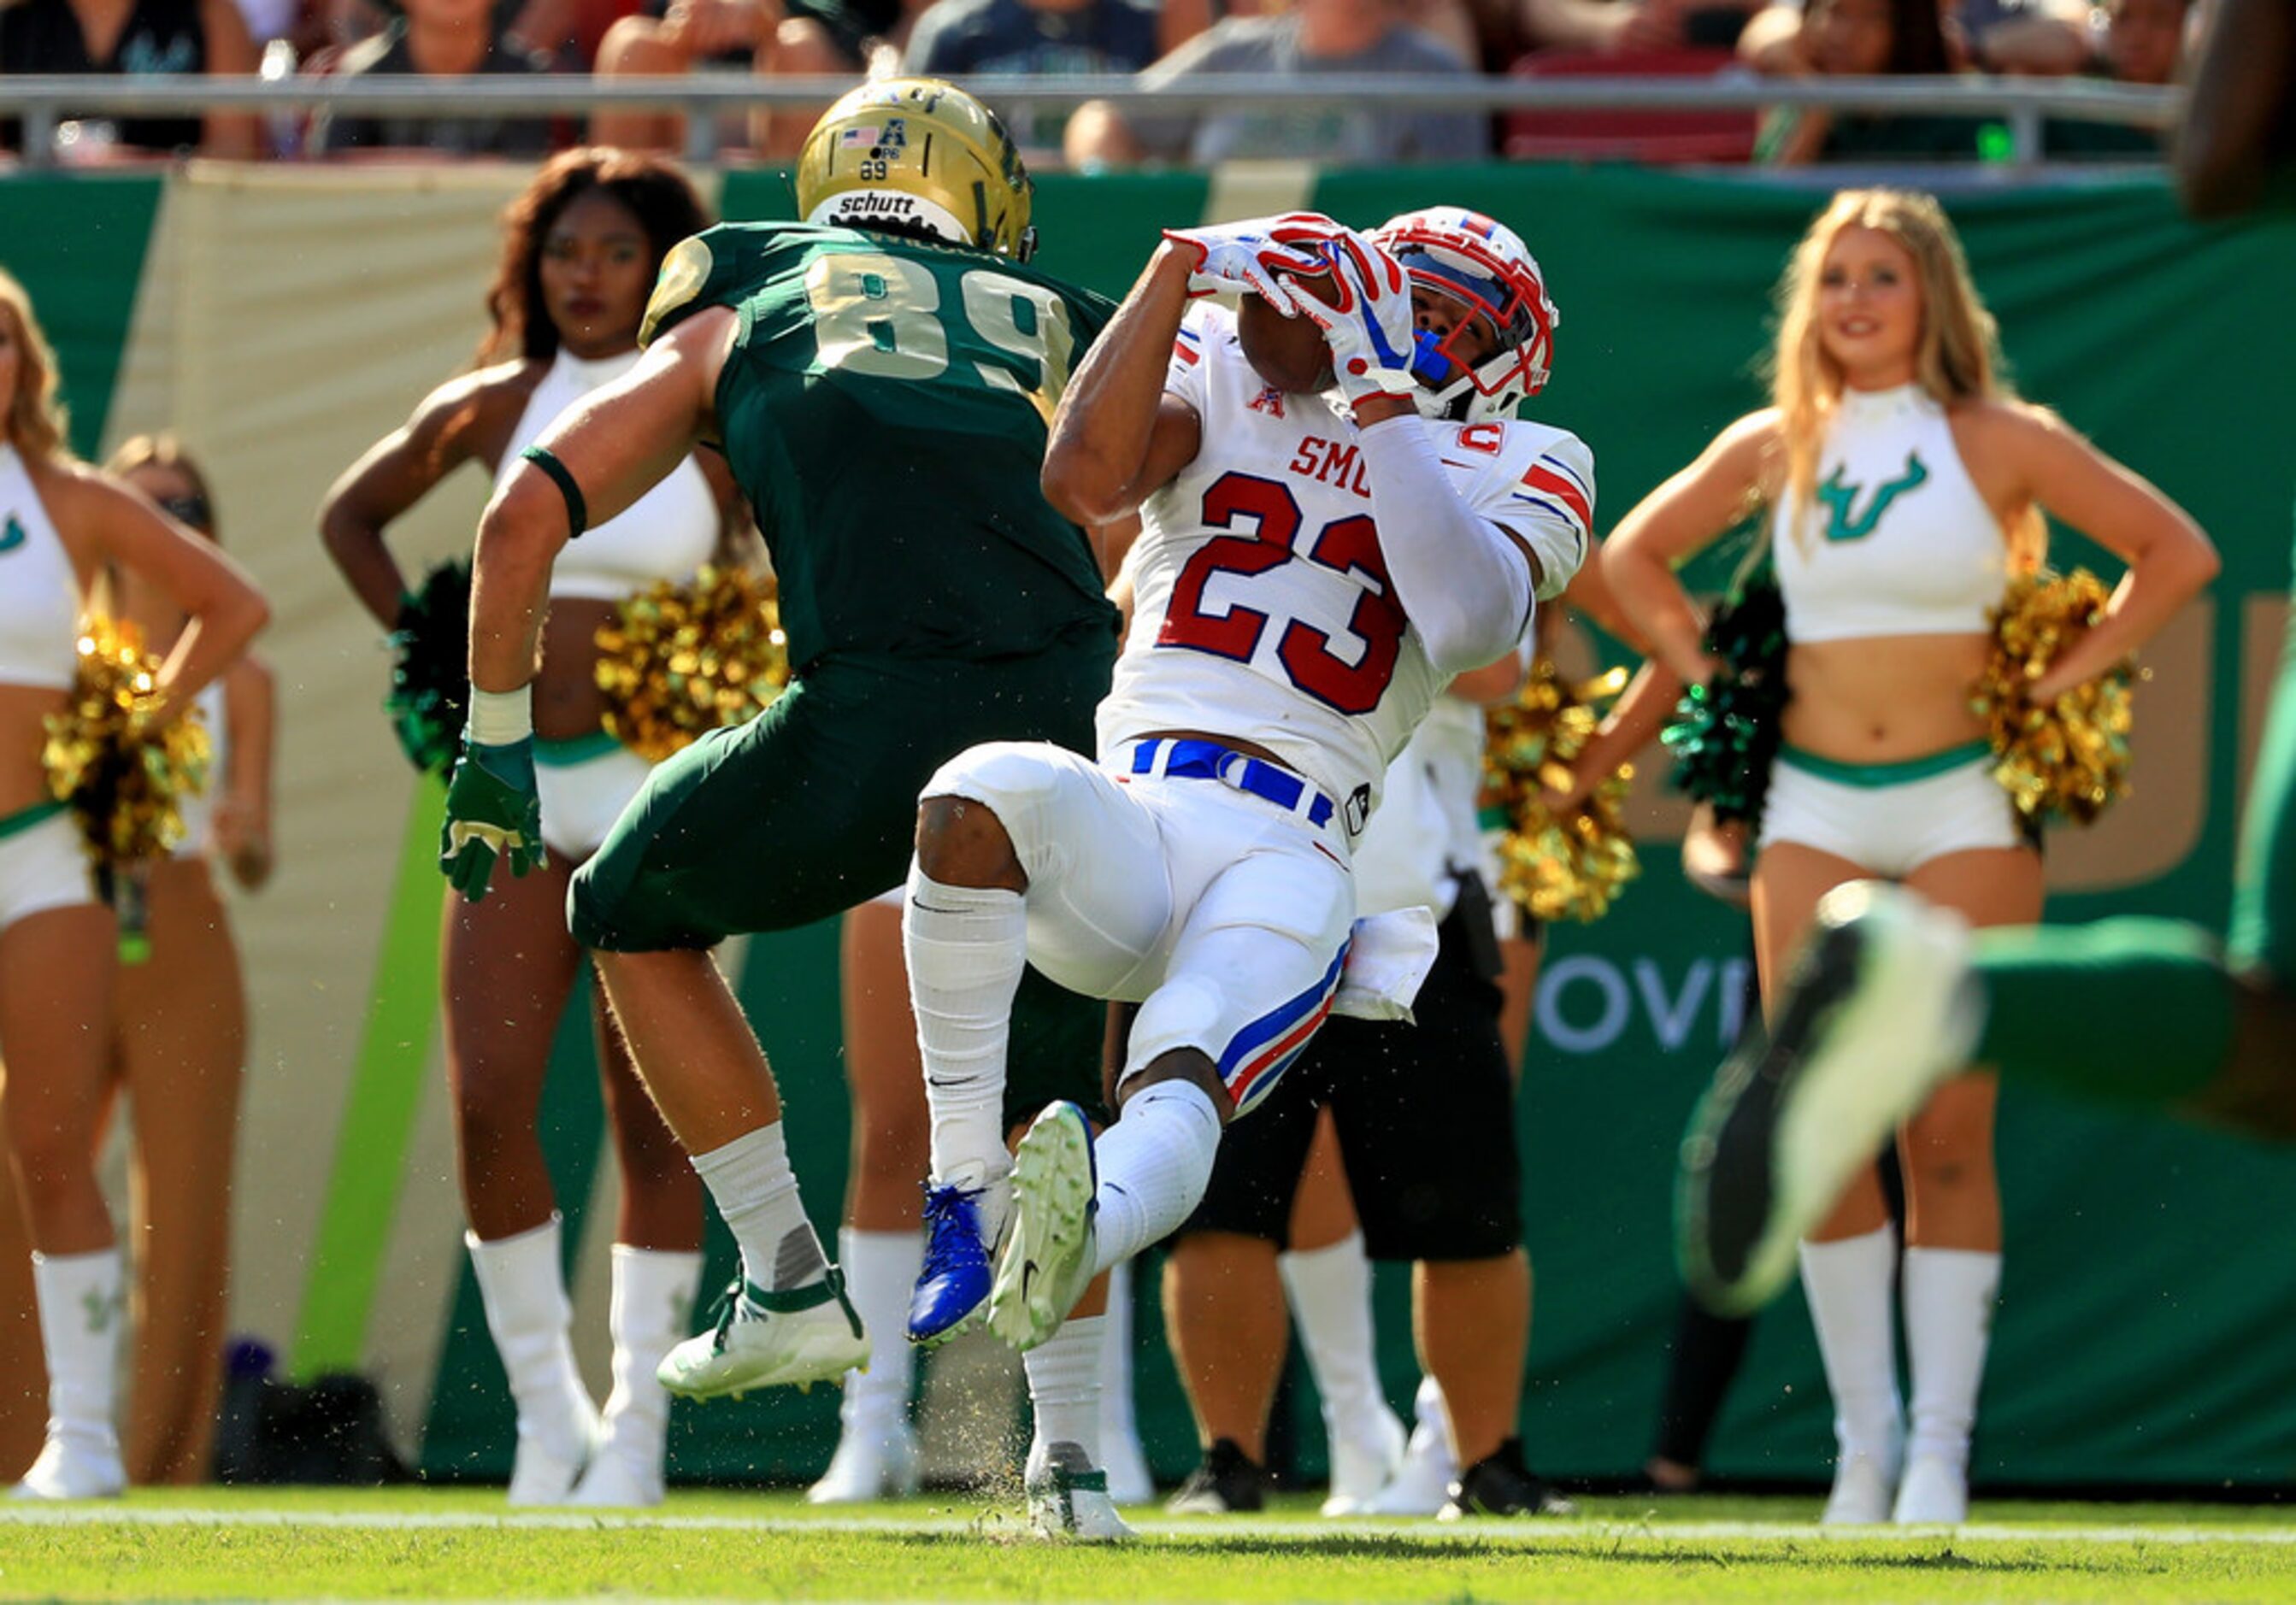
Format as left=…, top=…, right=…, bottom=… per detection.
left=8, top=163, right=2290, bottom=1493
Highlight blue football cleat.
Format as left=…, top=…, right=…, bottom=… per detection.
left=907, top=1179, right=1006, bottom=1347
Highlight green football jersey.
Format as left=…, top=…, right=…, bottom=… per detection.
left=644, top=220, right=1120, bottom=665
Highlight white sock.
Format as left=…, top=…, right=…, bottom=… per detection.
left=1025, top=1313, right=1105, bottom=1466
left=599, top=1245, right=703, bottom=1466
left=1099, top=1265, right=1140, bottom=1447
left=1280, top=1231, right=1386, bottom=1447
left=29, top=1248, right=123, bottom=1450
left=1090, top=1079, right=1224, bottom=1275
left=904, top=868, right=1027, bottom=1191
left=1900, top=1246, right=2000, bottom=1470
left=690, top=1121, right=825, bottom=1293
left=1799, top=1226, right=1904, bottom=1466
left=838, top=1227, right=923, bottom=1429
left=1408, top=1373, right=1457, bottom=1479
left=467, top=1218, right=593, bottom=1460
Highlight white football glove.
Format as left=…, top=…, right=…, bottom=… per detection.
left=1162, top=213, right=1344, bottom=314
left=1283, top=232, right=1420, bottom=407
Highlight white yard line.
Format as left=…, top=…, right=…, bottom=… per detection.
left=0, top=1507, right=2292, bottom=1545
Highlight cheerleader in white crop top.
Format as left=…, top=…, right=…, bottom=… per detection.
left=315, top=152, right=734, bottom=1511
left=0, top=274, right=268, bottom=1503
left=1608, top=191, right=2217, bottom=1530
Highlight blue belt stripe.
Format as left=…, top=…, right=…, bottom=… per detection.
left=1129, top=738, right=1336, bottom=829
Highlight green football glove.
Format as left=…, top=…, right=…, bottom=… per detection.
left=439, top=736, right=545, bottom=901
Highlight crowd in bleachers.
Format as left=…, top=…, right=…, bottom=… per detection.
left=0, top=0, right=2190, bottom=167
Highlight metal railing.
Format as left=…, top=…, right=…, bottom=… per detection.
left=0, top=72, right=2180, bottom=171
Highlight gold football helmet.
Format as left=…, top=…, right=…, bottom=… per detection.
left=795, top=78, right=1036, bottom=262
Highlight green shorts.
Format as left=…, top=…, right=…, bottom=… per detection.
left=568, top=625, right=1117, bottom=1123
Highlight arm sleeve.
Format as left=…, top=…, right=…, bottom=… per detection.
left=1162, top=303, right=1220, bottom=414
left=1355, top=414, right=1542, bottom=675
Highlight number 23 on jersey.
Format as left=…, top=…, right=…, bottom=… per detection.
left=1158, top=471, right=1406, bottom=717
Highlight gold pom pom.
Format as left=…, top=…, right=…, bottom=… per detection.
left=595, top=566, right=790, bottom=762
left=1973, top=567, right=2138, bottom=828
left=1482, top=661, right=1640, bottom=924
left=41, top=615, right=213, bottom=866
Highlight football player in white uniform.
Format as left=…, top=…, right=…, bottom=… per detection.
left=898, top=211, right=1595, bottom=1476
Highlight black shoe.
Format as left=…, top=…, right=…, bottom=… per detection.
left=1440, top=1439, right=1575, bottom=1518
left=1165, top=1438, right=1269, bottom=1514
left=1675, top=884, right=1979, bottom=1318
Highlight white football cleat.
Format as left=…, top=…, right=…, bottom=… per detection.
left=1891, top=1454, right=1969, bottom=1526
left=657, top=1269, right=870, bottom=1401
left=1026, top=1439, right=1134, bottom=1542
left=806, top=1415, right=922, bottom=1504
left=1822, top=1448, right=1902, bottom=1526
left=987, top=1103, right=1098, bottom=1354
left=10, top=1432, right=125, bottom=1502
left=1320, top=1403, right=1409, bottom=1517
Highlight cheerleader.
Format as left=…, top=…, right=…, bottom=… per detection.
left=0, top=269, right=268, bottom=1498
left=100, top=436, right=274, bottom=1485
left=319, top=150, right=742, bottom=1508
left=1605, top=189, right=2216, bottom=1526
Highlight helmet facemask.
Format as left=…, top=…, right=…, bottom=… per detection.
left=1372, top=213, right=1558, bottom=426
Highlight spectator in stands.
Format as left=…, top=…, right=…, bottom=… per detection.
left=0, top=0, right=262, bottom=159
left=1158, top=0, right=1485, bottom=69
left=1753, top=0, right=1983, bottom=164
left=1978, top=0, right=2186, bottom=136
left=1740, top=0, right=2098, bottom=73
left=904, top=0, right=1161, bottom=157
left=1063, top=0, right=1488, bottom=168
left=592, top=0, right=890, bottom=158
left=1517, top=0, right=1763, bottom=52
left=307, top=0, right=557, bottom=157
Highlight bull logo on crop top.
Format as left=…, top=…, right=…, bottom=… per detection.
left=1817, top=452, right=1929, bottom=544
left=0, top=514, right=25, bottom=556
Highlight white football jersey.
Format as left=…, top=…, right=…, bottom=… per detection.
left=1098, top=303, right=1595, bottom=824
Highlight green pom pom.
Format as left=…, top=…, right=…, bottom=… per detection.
left=1662, top=576, right=1790, bottom=832
left=385, top=559, right=473, bottom=779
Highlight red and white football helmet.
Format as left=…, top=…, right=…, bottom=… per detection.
left=1369, top=208, right=1558, bottom=425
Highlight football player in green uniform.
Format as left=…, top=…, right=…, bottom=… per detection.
left=441, top=79, right=1130, bottom=1533
left=1675, top=0, right=2296, bottom=1321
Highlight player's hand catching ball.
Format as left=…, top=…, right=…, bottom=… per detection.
left=1285, top=233, right=1419, bottom=409
left=1162, top=213, right=1342, bottom=309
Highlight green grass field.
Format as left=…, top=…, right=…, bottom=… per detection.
left=3, top=1490, right=2292, bottom=1603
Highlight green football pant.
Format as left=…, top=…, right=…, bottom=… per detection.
left=1970, top=566, right=2296, bottom=1118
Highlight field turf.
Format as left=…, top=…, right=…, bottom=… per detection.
left=3, top=1490, right=2293, bottom=1602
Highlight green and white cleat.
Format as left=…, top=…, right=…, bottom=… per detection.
left=1678, top=881, right=1982, bottom=1315
left=986, top=1102, right=1098, bottom=1354
left=1027, top=1440, right=1134, bottom=1542
left=656, top=1268, right=869, bottom=1401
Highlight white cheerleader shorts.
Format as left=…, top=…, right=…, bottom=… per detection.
left=0, top=802, right=95, bottom=934
left=1758, top=741, right=2023, bottom=879
left=923, top=736, right=1361, bottom=1118
left=534, top=733, right=655, bottom=862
